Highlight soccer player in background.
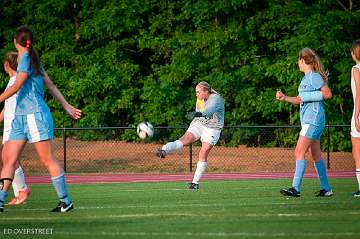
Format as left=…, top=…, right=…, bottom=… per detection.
left=156, top=81, right=225, bottom=189
left=276, top=48, right=333, bottom=197
left=350, top=39, right=360, bottom=197
left=0, top=26, right=81, bottom=213
left=2, top=52, right=81, bottom=205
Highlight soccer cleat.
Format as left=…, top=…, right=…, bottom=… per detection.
left=352, top=191, right=360, bottom=197
left=156, top=149, right=166, bottom=158
left=51, top=201, right=74, bottom=213
left=12, top=187, right=31, bottom=205
left=280, top=187, right=300, bottom=197
left=315, top=189, right=334, bottom=197
left=188, top=183, right=200, bottom=190
left=0, top=206, right=3, bottom=213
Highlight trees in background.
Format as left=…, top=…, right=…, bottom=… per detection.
left=0, top=0, right=359, bottom=148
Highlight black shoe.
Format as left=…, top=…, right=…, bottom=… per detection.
left=315, top=189, right=334, bottom=197
left=156, top=149, right=166, bottom=158
left=280, top=187, right=300, bottom=197
left=188, top=183, right=199, bottom=190
left=0, top=206, right=3, bottom=213
left=51, top=201, right=74, bottom=212
left=353, top=190, right=360, bottom=197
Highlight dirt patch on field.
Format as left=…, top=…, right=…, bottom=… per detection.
left=2, top=139, right=353, bottom=175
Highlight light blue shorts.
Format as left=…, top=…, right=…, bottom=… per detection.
left=8, top=112, right=54, bottom=143
left=300, top=123, right=324, bottom=140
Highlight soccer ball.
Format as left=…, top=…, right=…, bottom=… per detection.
left=137, top=121, right=154, bottom=139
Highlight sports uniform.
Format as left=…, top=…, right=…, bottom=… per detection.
left=298, top=71, right=326, bottom=140
left=351, top=64, right=360, bottom=138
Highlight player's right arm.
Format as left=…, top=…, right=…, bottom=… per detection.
left=43, top=72, right=82, bottom=120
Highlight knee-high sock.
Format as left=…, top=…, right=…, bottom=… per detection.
left=12, top=166, right=28, bottom=197
left=356, top=169, right=360, bottom=191
left=51, top=174, right=71, bottom=204
left=162, top=140, right=183, bottom=154
left=0, top=190, right=8, bottom=207
left=292, top=159, right=307, bottom=192
left=314, top=159, right=331, bottom=191
left=192, top=161, right=207, bottom=184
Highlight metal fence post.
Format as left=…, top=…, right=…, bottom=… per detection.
left=327, top=125, right=330, bottom=169
left=189, top=143, right=193, bottom=172
left=62, top=128, right=67, bottom=172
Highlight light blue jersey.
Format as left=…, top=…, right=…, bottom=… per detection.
left=16, top=52, right=50, bottom=115
left=298, top=71, right=325, bottom=126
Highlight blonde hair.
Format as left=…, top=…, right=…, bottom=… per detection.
left=196, top=81, right=218, bottom=94
left=299, top=48, right=329, bottom=83
left=352, top=39, right=360, bottom=61
left=4, top=52, right=18, bottom=71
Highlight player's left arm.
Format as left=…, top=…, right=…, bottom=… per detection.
left=0, top=72, right=27, bottom=103
left=0, top=109, right=4, bottom=123
left=354, top=67, right=360, bottom=132
left=43, top=72, right=82, bottom=120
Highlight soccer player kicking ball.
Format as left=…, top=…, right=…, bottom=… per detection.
left=276, top=48, right=333, bottom=197
left=156, top=81, right=224, bottom=189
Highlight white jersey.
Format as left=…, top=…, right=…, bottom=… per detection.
left=351, top=64, right=360, bottom=137
left=3, top=75, right=18, bottom=143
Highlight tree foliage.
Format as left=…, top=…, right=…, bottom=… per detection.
left=0, top=0, right=359, bottom=148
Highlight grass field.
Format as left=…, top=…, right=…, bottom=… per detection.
left=1, top=178, right=360, bottom=239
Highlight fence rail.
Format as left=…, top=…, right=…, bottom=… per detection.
left=0, top=125, right=353, bottom=175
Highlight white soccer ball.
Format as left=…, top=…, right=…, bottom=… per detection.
left=137, top=121, right=154, bottom=139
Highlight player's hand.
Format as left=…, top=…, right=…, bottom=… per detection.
left=356, top=118, right=360, bottom=133
left=276, top=91, right=286, bottom=101
left=64, top=104, right=82, bottom=120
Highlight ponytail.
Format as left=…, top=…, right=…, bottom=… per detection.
left=14, top=26, right=43, bottom=76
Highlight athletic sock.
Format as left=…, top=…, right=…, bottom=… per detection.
left=192, top=161, right=207, bottom=184
left=162, top=140, right=183, bottom=154
left=13, top=166, right=28, bottom=197
left=292, top=159, right=307, bottom=192
left=51, top=174, right=71, bottom=205
left=0, top=190, right=8, bottom=207
left=314, top=159, right=331, bottom=191
left=356, top=169, right=360, bottom=191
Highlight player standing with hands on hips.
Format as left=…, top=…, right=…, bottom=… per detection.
left=276, top=48, right=333, bottom=197
left=0, top=26, right=81, bottom=213
left=156, top=81, right=224, bottom=189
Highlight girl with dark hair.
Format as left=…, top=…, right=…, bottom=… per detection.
left=0, top=26, right=81, bottom=213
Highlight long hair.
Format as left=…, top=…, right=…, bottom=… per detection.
left=352, top=39, right=360, bottom=61
left=196, top=81, right=219, bottom=95
left=14, top=26, right=42, bottom=76
left=4, top=52, right=18, bottom=71
left=299, top=48, right=329, bottom=84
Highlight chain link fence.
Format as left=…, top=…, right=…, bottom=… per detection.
left=0, top=125, right=354, bottom=175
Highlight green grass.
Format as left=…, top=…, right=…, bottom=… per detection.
left=1, top=178, right=360, bottom=239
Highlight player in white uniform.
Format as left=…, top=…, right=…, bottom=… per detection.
left=350, top=40, right=360, bottom=197
left=156, top=81, right=225, bottom=189
left=2, top=52, right=81, bottom=206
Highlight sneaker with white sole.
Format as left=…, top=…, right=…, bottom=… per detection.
left=352, top=191, right=360, bottom=197
left=8, top=187, right=31, bottom=205
left=51, top=201, right=74, bottom=213
left=188, top=183, right=200, bottom=190
left=315, top=189, right=334, bottom=197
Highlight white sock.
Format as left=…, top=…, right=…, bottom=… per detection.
left=192, top=161, right=207, bottom=184
left=356, top=169, right=360, bottom=190
left=162, top=140, right=183, bottom=154
left=13, top=166, right=28, bottom=196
